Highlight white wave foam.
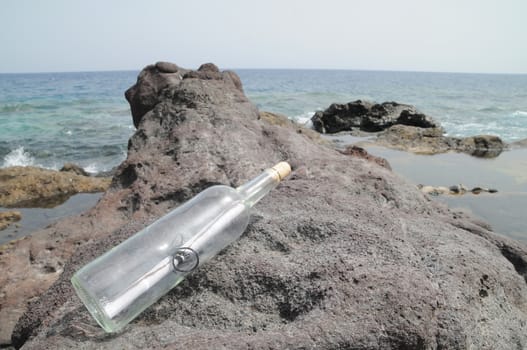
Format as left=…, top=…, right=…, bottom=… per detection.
left=513, top=111, right=527, bottom=117
left=2, top=147, right=35, bottom=167
left=293, top=111, right=315, bottom=129
left=84, top=163, right=100, bottom=174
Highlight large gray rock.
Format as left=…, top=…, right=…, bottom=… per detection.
left=7, top=63, right=527, bottom=349
left=125, top=63, right=189, bottom=128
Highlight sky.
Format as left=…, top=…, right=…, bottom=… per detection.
left=0, top=0, right=526, bottom=74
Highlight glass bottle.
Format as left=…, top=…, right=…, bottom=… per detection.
left=71, top=162, right=291, bottom=333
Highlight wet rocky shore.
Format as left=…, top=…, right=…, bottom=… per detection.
left=1, top=62, right=526, bottom=349
left=0, top=165, right=110, bottom=236
left=311, top=100, right=513, bottom=157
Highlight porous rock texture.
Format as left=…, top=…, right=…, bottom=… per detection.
left=5, top=62, right=527, bottom=349
left=0, top=166, right=110, bottom=208
left=0, top=211, right=21, bottom=231
left=373, top=125, right=507, bottom=157
left=311, top=101, right=439, bottom=133
left=312, top=101, right=507, bottom=157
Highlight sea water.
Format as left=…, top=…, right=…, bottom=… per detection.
left=1, top=69, right=527, bottom=242
left=0, top=71, right=137, bottom=172
left=1, top=69, right=527, bottom=171
left=237, top=69, right=527, bottom=141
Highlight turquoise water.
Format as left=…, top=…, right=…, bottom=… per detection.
left=237, top=69, right=527, bottom=141
left=0, top=71, right=137, bottom=172
left=1, top=69, right=527, bottom=172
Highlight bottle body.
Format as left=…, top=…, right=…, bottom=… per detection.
left=71, top=185, right=250, bottom=332
left=71, top=162, right=291, bottom=333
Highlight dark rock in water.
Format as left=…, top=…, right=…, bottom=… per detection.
left=311, top=100, right=439, bottom=133
left=418, top=185, right=498, bottom=196
left=60, top=163, right=89, bottom=177
left=396, top=109, right=437, bottom=129
left=449, top=184, right=468, bottom=195
left=3, top=62, right=527, bottom=349
left=372, top=125, right=506, bottom=157
left=313, top=101, right=507, bottom=158
left=0, top=210, right=21, bottom=231
left=374, top=124, right=447, bottom=154
left=459, top=135, right=506, bottom=158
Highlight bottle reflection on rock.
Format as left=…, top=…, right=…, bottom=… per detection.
left=71, top=162, right=291, bottom=333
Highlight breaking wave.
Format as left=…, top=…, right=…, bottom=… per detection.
left=2, top=147, right=36, bottom=167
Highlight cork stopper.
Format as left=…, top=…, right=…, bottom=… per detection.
left=270, top=162, right=291, bottom=182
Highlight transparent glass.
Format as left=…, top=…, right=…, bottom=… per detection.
left=71, top=169, right=281, bottom=332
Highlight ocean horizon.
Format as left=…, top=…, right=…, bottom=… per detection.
left=3, top=66, right=527, bottom=75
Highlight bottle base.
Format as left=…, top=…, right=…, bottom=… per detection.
left=71, top=275, right=121, bottom=333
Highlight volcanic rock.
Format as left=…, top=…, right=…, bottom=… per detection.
left=0, top=211, right=21, bottom=230
left=2, top=63, right=526, bottom=350
left=155, top=61, right=179, bottom=73
left=418, top=184, right=498, bottom=196
left=311, top=100, right=438, bottom=133
left=0, top=166, right=110, bottom=208
left=60, top=163, right=90, bottom=177
left=125, top=64, right=189, bottom=127
left=373, top=125, right=506, bottom=157
left=313, top=101, right=507, bottom=157
left=459, top=135, right=506, bottom=157
left=338, top=145, right=392, bottom=170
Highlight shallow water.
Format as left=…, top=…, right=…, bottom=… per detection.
left=361, top=146, right=527, bottom=242
left=0, top=192, right=103, bottom=245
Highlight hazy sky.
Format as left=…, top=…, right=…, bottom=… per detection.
left=1, top=0, right=526, bottom=74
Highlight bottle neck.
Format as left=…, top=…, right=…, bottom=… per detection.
left=236, top=169, right=280, bottom=207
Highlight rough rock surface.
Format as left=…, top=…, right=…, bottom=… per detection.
left=60, top=163, right=90, bottom=177
left=418, top=184, right=498, bottom=196
left=258, top=111, right=330, bottom=146
left=312, top=101, right=507, bottom=157
left=311, top=100, right=439, bottom=133
left=3, top=63, right=527, bottom=350
left=372, top=125, right=507, bottom=157
left=0, top=211, right=21, bottom=230
left=338, top=145, right=392, bottom=170
left=124, top=62, right=189, bottom=128
left=0, top=166, right=111, bottom=208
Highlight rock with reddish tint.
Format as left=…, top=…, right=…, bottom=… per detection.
left=338, top=145, right=391, bottom=170
left=3, top=62, right=526, bottom=350
left=125, top=64, right=189, bottom=127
